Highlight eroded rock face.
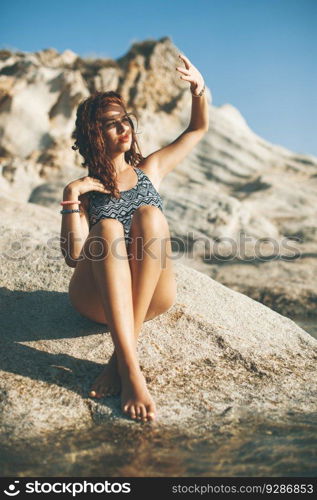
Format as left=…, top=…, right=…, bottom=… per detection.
left=0, top=197, right=316, bottom=441
left=0, top=38, right=316, bottom=313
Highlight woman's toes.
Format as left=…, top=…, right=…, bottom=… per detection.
left=146, top=405, right=156, bottom=421
left=129, top=406, right=137, bottom=419
left=135, top=405, right=142, bottom=420
left=89, top=386, right=105, bottom=398
left=140, top=405, right=148, bottom=422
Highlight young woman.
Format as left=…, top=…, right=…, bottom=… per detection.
left=60, top=53, right=209, bottom=423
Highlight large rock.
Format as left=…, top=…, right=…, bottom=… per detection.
left=0, top=196, right=316, bottom=442
left=1, top=37, right=317, bottom=326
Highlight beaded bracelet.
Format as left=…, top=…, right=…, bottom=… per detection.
left=60, top=208, right=81, bottom=214
left=60, top=200, right=81, bottom=206
left=191, top=83, right=206, bottom=97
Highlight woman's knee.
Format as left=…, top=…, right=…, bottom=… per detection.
left=86, top=218, right=126, bottom=259
left=93, top=217, right=125, bottom=236
left=131, top=205, right=168, bottom=234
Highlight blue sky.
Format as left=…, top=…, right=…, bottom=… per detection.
left=2, top=0, right=316, bottom=156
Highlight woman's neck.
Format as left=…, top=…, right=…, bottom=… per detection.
left=111, top=153, right=131, bottom=174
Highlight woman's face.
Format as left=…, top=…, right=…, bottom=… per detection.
left=101, top=104, right=132, bottom=152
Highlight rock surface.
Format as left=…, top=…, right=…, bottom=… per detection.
left=1, top=37, right=317, bottom=442
left=1, top=38, right=317, bottom=315
left=0, top=196, right=316, bottom=441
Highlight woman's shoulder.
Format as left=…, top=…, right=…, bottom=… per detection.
left=137, top=157, right=161, bottom=192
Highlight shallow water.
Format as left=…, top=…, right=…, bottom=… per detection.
left=1, top=317, right=316, bottom=478
left=1, top=411, right=317, bottom=477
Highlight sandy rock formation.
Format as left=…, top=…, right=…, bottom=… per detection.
left=0, top=196, right=316, bottom=441
left=0, top=37, right=316, bottom=316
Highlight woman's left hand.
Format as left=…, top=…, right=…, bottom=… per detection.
left=176, top=53, right=205, bottom=96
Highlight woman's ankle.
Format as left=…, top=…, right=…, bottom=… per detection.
left=117, top=359, right=142, bottom=379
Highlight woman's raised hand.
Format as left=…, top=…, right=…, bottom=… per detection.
left=176, top=53, right=205, bottom=95
left=64, top=176, right=110, bottom=196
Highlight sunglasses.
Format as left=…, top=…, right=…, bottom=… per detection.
left=101, top=113, right=136, bottom=131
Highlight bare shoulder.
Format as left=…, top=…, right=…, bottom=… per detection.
left=137, top=156, right=162, bottom=192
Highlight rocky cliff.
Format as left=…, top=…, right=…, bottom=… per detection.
left=1, top=36, right=316, bottom=316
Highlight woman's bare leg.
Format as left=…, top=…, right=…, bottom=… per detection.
left=129, top=205, right=173, bottom=337
left=121, top=205, right=173, bottom=423
left=88, top=217, right=156, bottom=422
left=90, top=206, right=176, bottom=421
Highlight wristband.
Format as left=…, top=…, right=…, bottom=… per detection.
left=191, top=83, right=205, bottom=97
left=60, top=200, right=81, bottom=205
left=60, top=208, right=81, bottom=214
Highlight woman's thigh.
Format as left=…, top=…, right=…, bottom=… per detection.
left=68, top=216, right=176, bottom=325
left=68, top=255, right=108, bottom=325
left=68, top=220, right=118, bottom=324
left=68, top=250, right=176, bottom=326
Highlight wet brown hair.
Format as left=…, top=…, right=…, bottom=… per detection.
left=71, top=91, right=144, bottom=199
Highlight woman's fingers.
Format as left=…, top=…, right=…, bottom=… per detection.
left=178, top=53, right=191, bottom=69
left=92, top=179, right=105, bottom=188
left=176, top=66, right=190, bottom=75
left=180, top=74, right=194, bottom=82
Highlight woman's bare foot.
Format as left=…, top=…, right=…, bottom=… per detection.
left=89, top=353, right=121, bottom=398
left=120, top=366, right=156, bottom=422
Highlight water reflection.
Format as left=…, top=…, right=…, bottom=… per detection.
left=2, top=412, right=317, bottom=477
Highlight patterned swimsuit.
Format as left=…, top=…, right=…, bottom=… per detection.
left=88, top=166, right=164, bottom=246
